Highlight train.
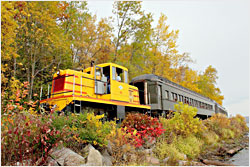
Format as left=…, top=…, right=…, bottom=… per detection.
left=130, top=74, right=227, bottom=119
left=40, top=62, right=227, bottom=120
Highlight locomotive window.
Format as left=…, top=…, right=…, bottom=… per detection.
left=112, top=66, right=116, bottom=80
left=124, top=70, right=128, bottom=83
left=112, top=67, right=124, bottom=82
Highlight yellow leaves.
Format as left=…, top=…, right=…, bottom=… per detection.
left=162, top=102, right=203, bottom=137
left=29, top=107, right=37, bottom=115
left=95, top=114, right=104, bottom=120
left=21, top=10, right=27, bottom=16
left=72, top=126, right=77, bottom=131
left=133, top=129, right=137, bottom=136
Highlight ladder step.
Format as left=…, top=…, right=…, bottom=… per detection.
left=74, top=104, right=81, bottom=107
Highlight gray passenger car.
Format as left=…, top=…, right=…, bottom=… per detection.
left=131, top=74, right=227, bottom=119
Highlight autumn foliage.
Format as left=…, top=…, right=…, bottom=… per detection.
left=1, top=1, right=224, bottom=105
left=122, top=113, right=165, bottom=147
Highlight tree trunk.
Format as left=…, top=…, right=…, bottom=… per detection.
left=14, top=57, right=16, bottom=78
left=29, top=61, right=35, bottom=100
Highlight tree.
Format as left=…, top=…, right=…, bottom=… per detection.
left=14, top=1, right=71, bottom=98
left=1, top=2, right=19, bottom=89
left=197, top=65, right=224, bottom=105
left=119, top=12, right=154, bottom=79
left=178, top=68, right=201, bottom=94
left=112, top=1, right=144, bottom=62
left=59, top=2, right=114, bottom=69
left=147, top=13, right=180, bottom=80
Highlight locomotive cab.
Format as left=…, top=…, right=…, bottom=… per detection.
left=83, top=63, right=130, bottom=102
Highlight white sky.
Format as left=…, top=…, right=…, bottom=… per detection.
left=87, top=0, right=249, bottom=117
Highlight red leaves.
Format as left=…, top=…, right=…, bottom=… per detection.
left=8, top=130, right=12, bottom=134
left=2, top=112, right=65, bottom=166
left=122, top=113, right=165, bottom=148
left=27, top=130, right=31, bottom=137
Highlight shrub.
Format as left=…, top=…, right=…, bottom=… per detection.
left=1, top=81, right=39, bottom=116
left=204, top=113, right=239, bottom=140
left=203, top=113, right=249, bottom=142
left=200, top=130, right=219, bottom=146
left=160, top=102, right=204, bottom=137
left=121, top=113, right=165, bottom=147
left=173, top=135, right=203, bottom=159
left=154, top=134, right=203, bottom=164
left=52, top=112, right=116, bottom=149
left=153, top=138, right=185, bottom=164
left=229, top=114, right=249, bottom=136
left=106, top=127, right=137, bottom=165
left=1, top=111, right=66, bottom=166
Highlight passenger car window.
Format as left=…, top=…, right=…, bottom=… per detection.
left=165, top=90, right=169, bottom=99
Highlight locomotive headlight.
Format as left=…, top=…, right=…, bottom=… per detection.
left=57, top=70, right=60, bottom=75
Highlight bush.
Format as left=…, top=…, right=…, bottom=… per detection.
left=154, top=135, right=203, bottom=164
left=121, top=113, right=165, bottom=147
left=173, top=135, right=203, bottom=159
left=203, top=113, right=247, bottom=140
left=160, top=102, right=204, bottom=137
left=1, top=112, right=67, bottom=166
left=52, top=112, right=116, bottom=149
left=1, top=81, right=39, bottom=116
left=200, top=130, right=219, bottom=146
left=106, top=127, right=137, bottom=165
left=229, top=114, right=249, bottom=136
left=153, top=138, right=185, bottom=164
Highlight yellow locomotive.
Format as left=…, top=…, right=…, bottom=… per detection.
left=40, top=62, right=150, bottom=119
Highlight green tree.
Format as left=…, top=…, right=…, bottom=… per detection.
left=119, top=12, right=154, bottom=80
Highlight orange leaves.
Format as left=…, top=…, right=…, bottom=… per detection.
left=18, top=106, right=24, bottom=110
left=7, top=104, right=15, bottom=111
